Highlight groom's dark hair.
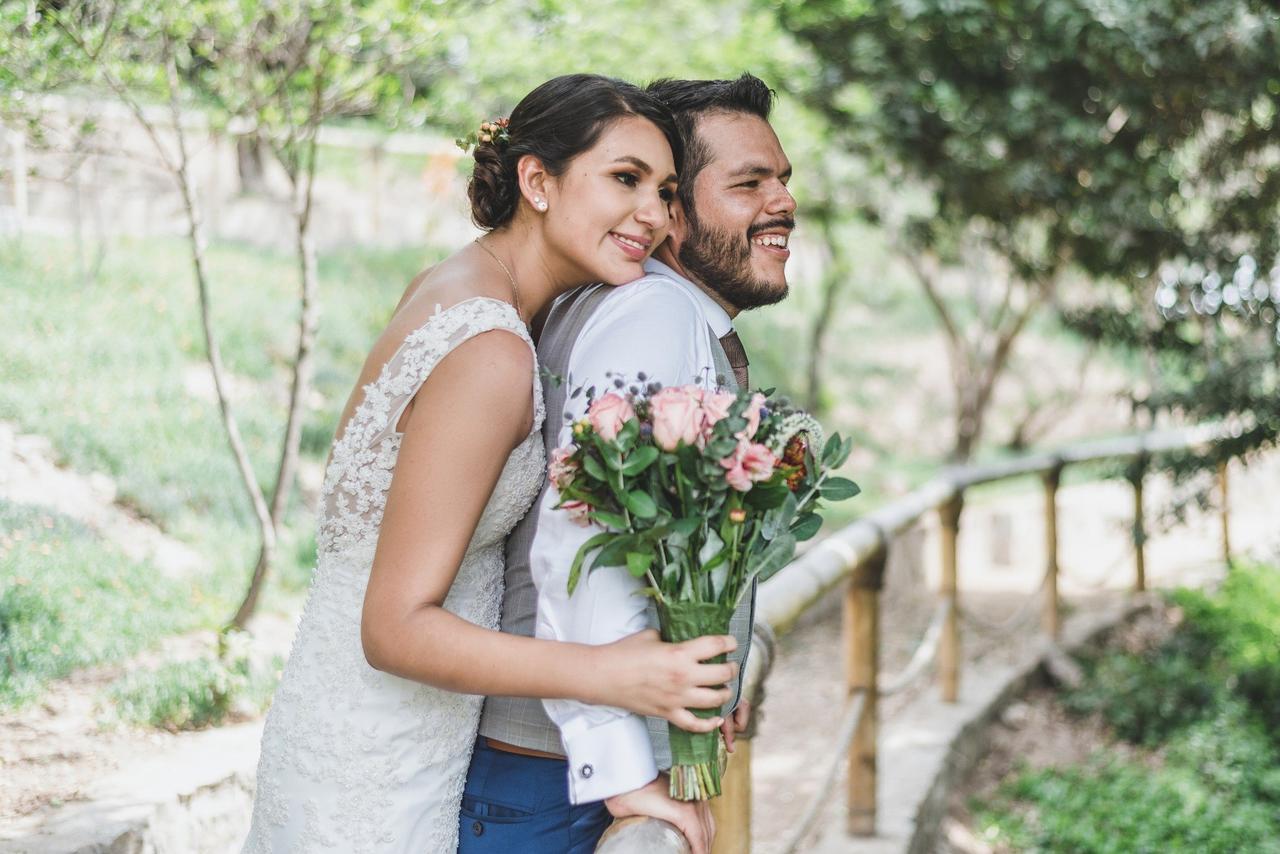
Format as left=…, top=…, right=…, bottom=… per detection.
left=645, top=74, right=775, bottom=212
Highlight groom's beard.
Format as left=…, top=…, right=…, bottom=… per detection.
left=679, top=212, right=792, bottom=312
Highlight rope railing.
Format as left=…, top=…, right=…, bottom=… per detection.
left=597, top=423, right=1239, bottom=853
left=775, top=691, right=868, bottom=854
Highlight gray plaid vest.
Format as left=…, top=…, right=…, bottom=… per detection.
left=477, top=283, right=758, bottom=767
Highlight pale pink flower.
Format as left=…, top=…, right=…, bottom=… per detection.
left=650, top=386, right=703, bottom=451
left=700, top=390, right=736, bottom=428
left=548, top=446, right=577, bottom=490
left=720, top=438, right=778, bottom=492
left=587, top=393, right=635, bottom=442
left=563, top=500, right=592, bottom=527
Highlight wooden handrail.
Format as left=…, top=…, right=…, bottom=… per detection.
left=598, top=424, right=1234, bottom=853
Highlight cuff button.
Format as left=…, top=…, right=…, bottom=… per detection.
left=580, top=763, right=594, bottom=779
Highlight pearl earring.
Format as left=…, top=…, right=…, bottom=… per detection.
left=535, top=198, right=548, bottom=211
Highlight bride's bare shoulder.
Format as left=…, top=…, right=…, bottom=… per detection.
left=386, top=250, right=503, bottom=335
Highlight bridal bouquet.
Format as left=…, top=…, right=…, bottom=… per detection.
left=550, top=376, right=859, bottom=800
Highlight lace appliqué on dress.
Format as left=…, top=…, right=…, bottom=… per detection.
left=242, top=297, right=545, bottom=854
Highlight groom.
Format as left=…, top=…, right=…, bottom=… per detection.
left=463, top=73, right=796, bottom=854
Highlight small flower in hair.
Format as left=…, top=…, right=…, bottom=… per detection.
left=456, top=117, right=511, bottom=153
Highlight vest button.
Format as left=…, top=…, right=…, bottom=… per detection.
left=472, top=820, right=484, bottom=837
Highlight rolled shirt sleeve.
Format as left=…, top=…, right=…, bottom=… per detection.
left=531, top=277, right=721, bottom=803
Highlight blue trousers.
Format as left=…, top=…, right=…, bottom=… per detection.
left=458, top=739, right=612, bottom=854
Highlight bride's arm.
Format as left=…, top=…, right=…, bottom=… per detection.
left=359, top=330, right=733, bottom=732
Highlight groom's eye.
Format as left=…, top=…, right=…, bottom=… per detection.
left=735, top=180, right=760, bottom=189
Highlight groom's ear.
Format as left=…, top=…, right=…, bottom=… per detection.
left=515, top=154, right=550, bottom=210
left=665, top=196, right=690, bottom=249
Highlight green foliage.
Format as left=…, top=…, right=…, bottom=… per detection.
left=1062, top=632, right=1217, bottom=747
left=975, top=751, right=1280, bottom=853
left=976, top=564, right=1280, bottom=851
left=0, top=502, right=204, bottom=708
left=1173, top=563, right=1280, bottom=727
left=778, top=0, right=1280, bottom=460
left=106, top=651, right=279, bottom=731
left=0, top=237, right=429, bottom=701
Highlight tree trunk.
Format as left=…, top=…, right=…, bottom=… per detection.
left=236, top=134, right=270, bottom=195
left=805, top=223, right=847, bottom=414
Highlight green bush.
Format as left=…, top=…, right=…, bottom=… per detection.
left=1174, top=564, right=1280, bottom=728
left=975, top=756, right=1280, bottom=853
left=106, top=650, right=279, bottom=731
left=1062, top=634, right=1218, bottom=746
left=0, top=502, right=204, bottom=707
left=975, top=563, right=1280, bottom=852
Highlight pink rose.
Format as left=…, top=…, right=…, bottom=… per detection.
left=548, top=446, right=577, bottom=490
left=720, top=439, right=778, bottom=492
left=649, top=386, right=703, bottom=451
left=587, top=393, right=635, bottom=442
left=563, top=500, right=592, bottom=527
left=700, top=390, right=736, bottom=428
left=741, top=393, right=767, bottom=439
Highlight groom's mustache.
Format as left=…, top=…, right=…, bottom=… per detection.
left=747, top=217, right=796, bottom=238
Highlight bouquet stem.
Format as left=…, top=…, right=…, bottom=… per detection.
left=658, top=599, right=734, bottom=801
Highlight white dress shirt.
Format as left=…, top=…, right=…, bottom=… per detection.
left=531, top=258, right=733, bottom=803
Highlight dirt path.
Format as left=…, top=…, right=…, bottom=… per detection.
left=0, top=421, right=203, bottom=577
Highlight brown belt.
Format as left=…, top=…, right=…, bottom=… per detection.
left=484, top=738, right=564, bottom=760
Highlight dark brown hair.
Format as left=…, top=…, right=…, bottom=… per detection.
left=468, top=74, right=684, bottom=230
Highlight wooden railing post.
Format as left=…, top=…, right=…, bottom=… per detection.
left=1042, top=462, right=1063, bottom=639
left=709, top=740, right=752, bottom=854
left=845, top=546, right=886, bottom=836
left=1129, top=454, right=1148, bottom=593
left=939, top=493, right=963, bottom=702
left=1218, top=459, right=1232, bottom=567
left=710, top=622, right=774, bottom=854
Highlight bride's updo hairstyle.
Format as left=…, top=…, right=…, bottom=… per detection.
left=467, top=74, right=683, bottom=230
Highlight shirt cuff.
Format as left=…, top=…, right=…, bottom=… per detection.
left=558, top=713, right=659, bottom=804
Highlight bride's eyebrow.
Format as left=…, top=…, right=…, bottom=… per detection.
left=612, top=155, right=653, bottom=173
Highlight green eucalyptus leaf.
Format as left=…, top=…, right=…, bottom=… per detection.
left=623, top=490, right=657, bottom=518
left=621, top=445, right=659, bottom=476
left=790, top=512, right=823, bottom=541
left=625, top=550, right=654, bottom=579
left=589, top=510, right=630, bottom=530
left=582, top=454, right=607, bottom=482
left=750, top=532, right=797, bottom=585
left=820, top=477, right=861, bottom=501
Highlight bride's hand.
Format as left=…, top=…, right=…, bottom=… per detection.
left=592, top=629, right=737, bottom=732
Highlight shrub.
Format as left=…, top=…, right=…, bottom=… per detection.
left=0, top=502, right=202, bottom=707
left=106, top=650, right=279, bottom=731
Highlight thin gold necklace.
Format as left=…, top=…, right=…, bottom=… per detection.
left=473, top=237, right=523, bottom=320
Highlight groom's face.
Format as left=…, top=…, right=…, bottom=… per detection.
left=676, top=112, right=796, bottom=311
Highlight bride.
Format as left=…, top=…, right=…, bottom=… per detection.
left=241, top=74, right=736, bottom=853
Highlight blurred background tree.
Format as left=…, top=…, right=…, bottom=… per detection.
left=774, top=0, right=1279, bottom=462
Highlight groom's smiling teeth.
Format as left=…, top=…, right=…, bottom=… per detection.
left=753, top=234, right=789, bottom=248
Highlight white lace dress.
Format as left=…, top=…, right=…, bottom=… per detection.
left=242, top=298, right=545, bottom=854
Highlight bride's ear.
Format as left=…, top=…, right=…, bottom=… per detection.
left=515, top=155, right=552, bottom=214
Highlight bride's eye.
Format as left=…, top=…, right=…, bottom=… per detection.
left=614, top=172, right=640, bottom=188
left=659, top=187, right=676, bottom=203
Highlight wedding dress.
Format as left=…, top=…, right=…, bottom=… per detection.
left=242, top=297, right=544, bottom=853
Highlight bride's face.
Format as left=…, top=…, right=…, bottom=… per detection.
left=541, top=115, right=678, bottom=286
